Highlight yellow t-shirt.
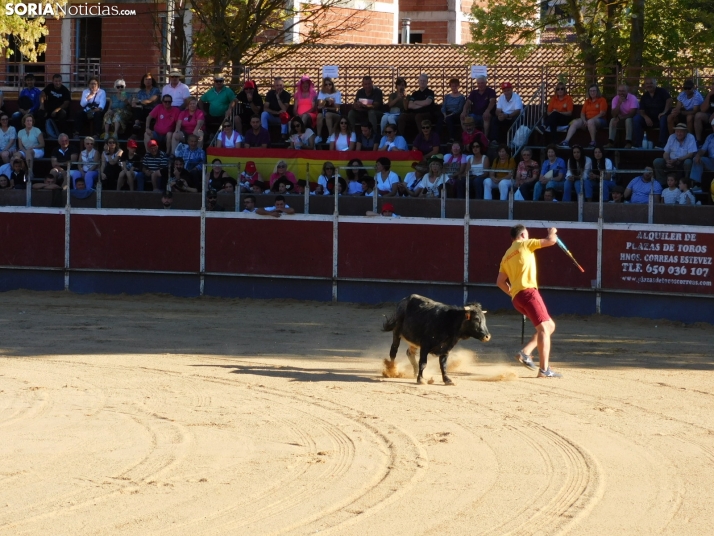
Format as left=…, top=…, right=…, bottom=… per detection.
left=499, top=238, right=541, bottom=299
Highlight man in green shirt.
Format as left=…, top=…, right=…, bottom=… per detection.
left=199, top=75, right=236, bottom=131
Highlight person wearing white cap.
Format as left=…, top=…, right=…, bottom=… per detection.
left=162, top=70, right=191, bottom=109
left=653, top=123, right=697, bottom=186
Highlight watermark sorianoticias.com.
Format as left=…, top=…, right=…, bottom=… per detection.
left=5, top=2, right=137, bottom=16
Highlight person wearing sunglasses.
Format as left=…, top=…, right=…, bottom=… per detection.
left=162, top=70, right=191, bottom=109
left=378, top=126, right=408, bottom=152
left=535, top=84, right=573, bottom=144
left=199, top=75, right=237, bottom=132
left=131, top=73, right=161, bottom=129
left=144, top=94, right=180, bottom=151
left=327, top=118, right=355, bottom=151
left=103, top=78, right=131, bottom=140
left=37, top=73, right=70, bottom=136
left=411, top=119, right=440, bottom=159
left=315, top=77, right=342, bottom=143
left=74, top=77, right=106, bottom=138
left=288, top=117, right=316, bottom=150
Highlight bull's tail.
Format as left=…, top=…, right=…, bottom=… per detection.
left=382, top=314, right=398, bottom=332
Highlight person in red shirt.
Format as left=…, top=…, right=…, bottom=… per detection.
left=144, top=94, right=180, bottom=151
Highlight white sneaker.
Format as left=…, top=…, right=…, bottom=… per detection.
left=315, top=136, right=323, bottom=144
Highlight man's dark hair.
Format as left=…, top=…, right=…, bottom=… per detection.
left=53, top=73, right=62, bottom=80
left=250, top=115, right=261, bottom=121
left=244, top=194, right=256, bottom=203
left=510, top=224, right=526, bottom=239
left=174, top=157, right=185, bottom=164
left=376, top=156, right=391, bottom=170
left=275, top=195, right=285, bottom=202
left=24, top=73, right=35, bottom=80
left=360, top=123, right=372, bottom=130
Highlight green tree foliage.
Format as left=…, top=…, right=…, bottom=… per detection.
left=0, top=13, right=50, bottom=62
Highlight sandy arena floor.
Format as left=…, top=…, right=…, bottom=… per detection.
left=1, top=290, right=713, bottom=535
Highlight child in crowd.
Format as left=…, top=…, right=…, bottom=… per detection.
left=543, top=188, right=558, bottom=202
left=678, top=178, right=696, bottom=205
left=661, top=173, right=680, bottom=204
left=610, top=185, right=626, bottom=203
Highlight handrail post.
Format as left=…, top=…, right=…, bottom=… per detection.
left=596, top=174, right=604, bottom=314
left=304, top=163, right=310, bottom=214
left=648, top=178, right=654, bottom=224
left=578, top=176, right=584, bottom=222
left=200, top=165, right=206, bottom=296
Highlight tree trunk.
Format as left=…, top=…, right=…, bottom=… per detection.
left=602, top=0, right=620, bottom=98
left=626, top=0, right=646, bottom=89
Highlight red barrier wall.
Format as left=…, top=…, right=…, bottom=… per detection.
left=0, top=213, right=65, bottom=267
left=70, top=214, right=200, bottom=272
left=205, top=218, right=333, bottom=277
left=338, top=222, right=464, bottom=282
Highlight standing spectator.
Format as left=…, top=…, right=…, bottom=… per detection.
left=162, top=70, right=191, bottom=109
left=260, top=77, right=291, bottom=137
left=131, top=73, right=161, bottom=129
left=244, top=115, right=270, bottom=148
left=70, top=136, right=100, bottom=189
left=381, top=77, right=407, bottom=133
left=691, top=132, right=714, bottom=185
left=174, top=134, right=206, bottom=189
left=355, top=123, right=379, bottom=151
left=74, top=77, right=106, bottom=138
left=288, top=117, right=316, bottom=150
left=494, top=82, right=523, bottom=143
left=142, top=139, right=169, bottom=191
left=398, top=74, right=437, bottom=141
left=118, top=139, right=141, bottom=191
left=100, top=137, right=122, bottom=190
left=483, top=145, right=516, bottom=200
left=441, top=78, right=466, bottom=143
left=327, top=118, right=355, bottom=151
left=536, top=83, right=573, bottom=144
left=144, top=95, right=180, bottom=151
left=566, top=144, right=593, bottom=201
left=235, top=80, right=263, bottom=133
left=378, top=125, right=408, bottom=151
left=533, top=144, right=566, bottom=201
left=315, top=77, right=342, bottom=143
left=103, top=79, right=131, bottom=140
left=606, top=84, right=638, bottom=148
left=17, top=114, right=44, bottom=172
left=462, top=141, right=490, bottom=199
left=411, top=120, right=440, bottom=159
left=199, top=75, right=236, bottom=132
left=374, top=157, right=400, bottom=196
left=461, top=75, right=497, bottom=137
left=694, top=80, right=714, bottom=145
left=293, top=76, right=318, bottom=129
left=590, top=146, right=617, bottom=201
left=667, top=79, right=703, bottom=136
left=460, top=116, right=489, bottom=152
left=625, top=166, right=662, bottom=203
left=37, top=74, right=71, bottom=136
left=0, top=114, right=16, bottom=163
left=633, top=77, right=672, bottom=149
left=50, top=133, right=78, bottom=186
left=215, top=120, right=243, bottom=149
left=514, top=148, right=539, bottom=200
left=269, top=160, right=296, bottom=189
left=169, top=96, right=205, bottom=154
left=560, top=84, right=607, bottom=148
left=348, top=76, right=383, bottom=135
left=12, top=74, right=41, bottom=130
left=654, top=123, right=697, bottom=185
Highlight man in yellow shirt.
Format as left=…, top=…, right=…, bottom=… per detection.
left=496, top=225, right=561, bottom=378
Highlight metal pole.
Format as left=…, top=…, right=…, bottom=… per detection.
left=304, top=162, right=310, bottom=214
left=25, top=178, right=31, bottom=207
left=332, top=167, right=339, bottom=302
left=508, top=182, right=514, bottom=220
left=596, top=175, right=604, bottom=314
left=648, top=178, right=654, bottom=224
left=577, top=176, right=584, bottom=223
left=199, top=165, right=206, bottom=296
left=463, top=186, right=470, bottom=305
left=372, top=182, right=377, bottom=213
left=441, top=178, right=446, bottom=219
left=64, top=175, right=71, bottom=291
left=96, top=174, right=102, bottom=209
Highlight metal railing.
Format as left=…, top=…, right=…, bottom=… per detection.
left=506, top=83, right=546, bottom=157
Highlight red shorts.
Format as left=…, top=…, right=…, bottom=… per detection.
left=513, top=288, right=551, bottom=327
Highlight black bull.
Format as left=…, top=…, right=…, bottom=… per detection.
left=382, top=294, right=491, bottom=385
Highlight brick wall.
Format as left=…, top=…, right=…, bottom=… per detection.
left=400, top=0, right=449, bottom=11
left=410, top=21, right=449, bottom=44
left=317, top=7, right=395, bottom=44
left=461, top=22, right=473, bottom=44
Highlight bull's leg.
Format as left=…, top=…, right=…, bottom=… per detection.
left=406, top=346, right=418, bottom=378
left=439, top=354, right=454, bottom=386
left=389, top=330, right=401, bottom=361
left=416, top=347, right=429, bottom=385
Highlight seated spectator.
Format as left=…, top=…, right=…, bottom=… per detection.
left=398, top=74, right=437, bottom=141
left=328, top=118, right=355, bottom=151
left=161, top=191, right=172, bottom=209
left=315, top=77, right=341, bottom=143
left=412, top=155, right=448, bottom=197
left=170, top=97, right=206, bottom=154
left=460, top=141, right=489, bottom=199
left=361, top=176, right=375, bottom=196
left=162, top=70, right=191, bottom=109
left=590, top=146, right=617, bottom=201
left=271, top=176, right=295, bottom=195
left=17, top=114, right=44, bottom=171
left=678, top=177, right=696, bottom=205
left=461, top=75, right=497, bottom=138
left=494, top=82, right=522, bottom=143
left=348, top=76, right=383, bottom=135
left=326, top=176, right=347, bottom=196
left=654, top=123, right=696, bottom=185
left=561, top=84, right=607, bottom=148
left=694, top=79, right=714, bottom=145
left=269, top=160, right=296, bottom=188
left=566, top=144, right=593, bottom=201
left=100, top=137, right=123, bottom=190
left=12, top=73, right=41, bottom=130
left=317, top=162, right=339, bottom=194
left=215, top=120, right=243, bottom=149
left=691, top=131, right=714, bottom=184
left=145, top=94, right=180, bottom=151
left=543, top=188, right=558, bottom=202
left=288, top=117, right=316, bottom=150
left=174, top=134, right=206, bottom=188
left=244, top=115, right=271, bottom=148
left=441, top=78, right=466, bottom=142
left=239, top=161, right=262, bottom=192
left=536, top=83, right=573, bottom=144
left=74, top=77, right=106, bottom=138
left=261, top=77, right=291, bottom=136
left=460, top=116, right=490, bottom=153
left=199, top=75, right=236, bottom=131
left=131, top=73, right=161, bottom=129
left=256, top=195, right=295, bottom=217
left=242, top=194, right=257, bottom=213
left=103, top=79, right=131, bottom=140
left=374, top=157, right=400, bottom=196
left=169, top=157, right=198, bottom=193
left=0, top=114, right=17, bottom=163
left=345, top=158, right=369, bottom=195
left=533, top=144, right=566, bottom=201
left=0, top=174, right=10, bottom=190
left=382, top=78, right=408, bottom=133
left=484, top=145, right=516, bottom=200
left=142, top=139, right=169, bottom=191
left=661, top=173, right=680, bottom=204
left=378, top=126, right=408, bottom=152
left=667, top=79, right=703, bottom=135
left=610, top=185, right=626, bottom=203
left=38, top=73, right=71, bottom=136
left=207, top=158, right=232, bottom=191
left=235, top=80, right=263, bottom=133
left=366, top=202, right=400, bottom=218
left=355, top=123, right=379, bottom=151
left=8, top=156, right=27, bottom=189
left=250, top=181, right=267, bottom=194
left=118, top=139, right=141, bottom=191
left=412, top=120, right=440, bottom=159
left=71, top=177, right=94, bottom=199
left=399, top=160, right=428, bottom=196
left=220, top=177, right=237, bottom=194
left=293, top=76, right=317, bottom=128
left=206, top=189, right=225, bottom=211
left=70, top=136, right=100, bottom=189
left=606, top=84, right=638, bottom=148
left=633, top=77, right=672, bottom=149
left=514, top=148, right=539, bottom=201
left=444, top=141, right=470, bottom=181
left=50, top=133, right=78, bottom=186
left=625, top=166, right=662, bottom=203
